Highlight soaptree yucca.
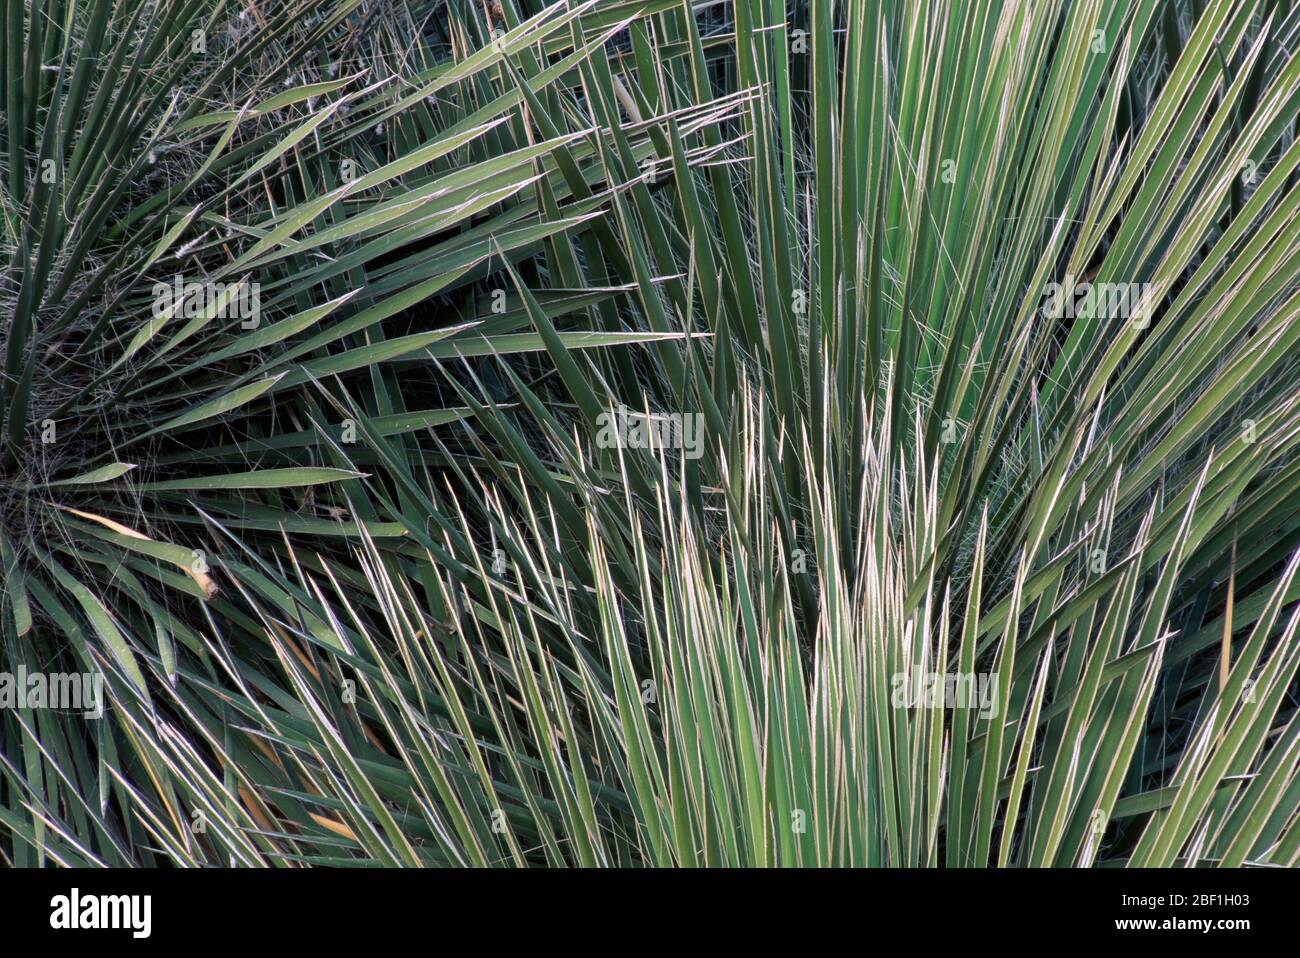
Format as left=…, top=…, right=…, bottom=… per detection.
left=0, top=0, right=692, bottom=862
left=2, top=0, right=1299, bottom=867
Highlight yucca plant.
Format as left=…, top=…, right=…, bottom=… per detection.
left=0, top=0, right=695, bottom=862
left=2, top=0, right=1298, bottom=867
